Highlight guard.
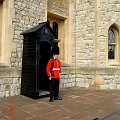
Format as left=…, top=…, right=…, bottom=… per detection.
left=46, top=46, right=62, bottom=102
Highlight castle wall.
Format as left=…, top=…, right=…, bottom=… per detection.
left=1, top=0, right=120, bottom=98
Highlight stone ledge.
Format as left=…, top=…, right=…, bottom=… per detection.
left=61, top=62, right=75, bottom=74
left=75, top=66, right=120, bottom=75
left=61, top=61, right=71, bottom=67
left=61, top=65, right=120, bottom=75
left=0, top=65, right=21, bottom=77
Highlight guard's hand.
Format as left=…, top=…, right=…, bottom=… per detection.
left=49, top=77, right=51, bottom=80
left=49, top=75, right=51, bottom=80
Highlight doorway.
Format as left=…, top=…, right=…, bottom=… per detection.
left=37, top=41, right=51, bottom=91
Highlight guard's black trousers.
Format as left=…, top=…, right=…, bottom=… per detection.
left=50, top=78, right=59, bottom=99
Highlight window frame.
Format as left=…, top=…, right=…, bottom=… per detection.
left=47, top=16, right=65, bottom=61
left=107, top=25, right=119, bottom=65
left=108, top=29, right=116, bottom=60
left=47, top=12, right=72, bottom=64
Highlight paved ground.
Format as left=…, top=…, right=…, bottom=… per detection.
left=0, top=87, right=120, bottom=120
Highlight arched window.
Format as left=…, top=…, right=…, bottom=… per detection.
left=108, top=24, right=119, bottom=63
left=108, top=29, right=115, bottom=59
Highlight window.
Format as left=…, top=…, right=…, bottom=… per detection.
left=53, top=22, right=58, bottom=39
left=52, top=22, right=59, bottom=46
left=108, top=24, right=119, bottom=63
left=108, top=29, right=115, bottom=59
left=47, top=16, right=64, bottom=60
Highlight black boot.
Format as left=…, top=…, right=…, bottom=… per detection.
left=49, top=97, right=53, bottom=102
left=54, top=97, right=62, bottom=100
left=49, top=99, right=53, bottom=102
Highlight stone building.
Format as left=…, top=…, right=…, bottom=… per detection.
left=0, top=0, right=120, bottom=97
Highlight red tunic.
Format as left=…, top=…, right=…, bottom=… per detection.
left=46, top=59, right=61, bottom=79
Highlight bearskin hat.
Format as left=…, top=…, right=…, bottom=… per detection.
left=51, top=46, right=59, bottom=55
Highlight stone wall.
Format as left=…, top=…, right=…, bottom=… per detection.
left=11, top=0, right=47, bottom=67
left=71, top=0, right=76, bottom=66
left=96, top=0, right=120, bottom=89
left=47, top=0, right=69, bottom=17
left=94, top=67, right=120, bottom=90
left=72, top=0, right=96, bottom=89
left=74, top=66, right=120, bottom=90
left=73, top=0, right=120, bottom=90
left=0, top=67, right=21, bottom=97
left=97, top=0, right=120, bottom=66
left=75, top=67, right=95, bottom=88
left=0, top=77, right=21, bottom=97
left=75, top=0, right=96, bottom=67
left=60, top=65, right=76, bottom=88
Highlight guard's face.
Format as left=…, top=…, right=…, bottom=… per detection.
left=54, top=54, right=58, bottom=59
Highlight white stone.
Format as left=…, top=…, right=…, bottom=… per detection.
left=11, top=84, right=20, bottom=89
left=2, top=79, right=12, bottom=84
left=5, top=91, right=10, bottom=97
left=110, top=84, right=117, bottom=89
left=10, top=90, right=15, bottom=96
left=100, top=84, right=110, bottom=90
left=0, top=92, right=4, bottom=97
left=13, top=78, right=19, bottom=84
left=117, top=84, right=120, bottom=89
left=0, top=79, right=3, bottom=84
left=71, top=83, right=75, bottom=87
left=15, top=90, right=20, bottom=95
left=0, top=85, right=5, bottom=91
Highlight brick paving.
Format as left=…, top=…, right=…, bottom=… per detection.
left=0, top=87, right=120, bottom=120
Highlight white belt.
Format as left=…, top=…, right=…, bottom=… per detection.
left=52, top=68, right=60, bottom=71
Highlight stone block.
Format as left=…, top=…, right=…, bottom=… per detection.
left=13, top=78, right=19, bottom=84
left=71, top=83, right=75, bottom=87
left=0, top=92, right=4, bottom=97
left=10, top=90, right=15, bottom=96
left=11, top=84, right=20, bottom=90
left=100, top=84, right=110, bottom=90
left=81, top=83, right=89, bottom=88
left=0, top=85, right=5, bottom=91
left=110, top=84, right=117, bottom=90
left=15, top=90, right=20, bottom=95
left=5, top=91, right=10, bottom=97
left=117, top=84, right=120, bottom=89
left=0, top=79, right=3, bottom=84
left=2, top=78, right=12, bottom=84
left=5, top=84, right=10, bottom=91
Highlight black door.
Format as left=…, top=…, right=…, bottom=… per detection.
left=37, top=41, right=51, bottom=91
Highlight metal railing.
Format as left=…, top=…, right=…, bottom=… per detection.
left=93, top=108, right=120, bottom=120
